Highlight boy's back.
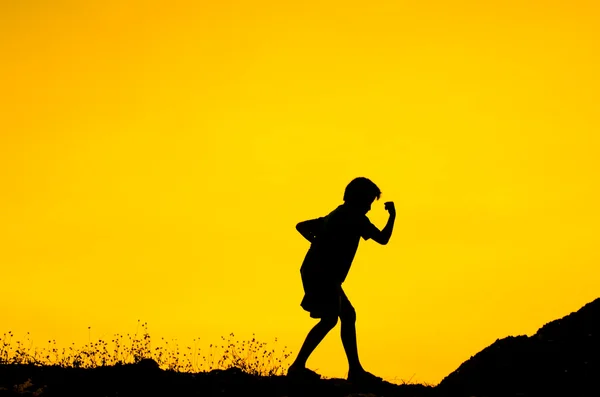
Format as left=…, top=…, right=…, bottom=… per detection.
left=300, top=203, right=379, bottom=284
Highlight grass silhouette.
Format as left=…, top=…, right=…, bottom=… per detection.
left=0, top=320, right=293, bottom=377
left=0, top=323, right=435, bottom=397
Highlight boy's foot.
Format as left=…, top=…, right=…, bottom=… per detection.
left=286, top=365, right=321, bottom=381
left=347, top=369, right=384, bottom=385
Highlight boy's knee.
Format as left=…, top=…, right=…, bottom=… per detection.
left=340, top=308, right=356, bottom=324
left=320, top=316, right=338, bottom=329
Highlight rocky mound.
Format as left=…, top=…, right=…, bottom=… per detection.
left=437, top=298, right=600, bottom=397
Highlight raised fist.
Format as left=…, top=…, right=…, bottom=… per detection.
left=384, top=201, right=396, bottom=216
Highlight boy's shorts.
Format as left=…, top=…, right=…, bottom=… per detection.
left=300, top=271, right=354, bottom=319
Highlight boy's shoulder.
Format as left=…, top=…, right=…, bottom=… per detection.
left=326, top=204, right=370, bottom=224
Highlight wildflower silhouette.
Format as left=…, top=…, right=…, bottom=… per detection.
left=0, top=322, right=291, bottom=376
left=288, top=177, right=396, bottom=385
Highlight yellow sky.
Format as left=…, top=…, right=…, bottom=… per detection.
left=1, top=0, right=599, bottom=385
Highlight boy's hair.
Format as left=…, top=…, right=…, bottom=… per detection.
left=343, top=177, right=381, bottom=203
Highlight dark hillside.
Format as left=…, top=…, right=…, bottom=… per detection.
left=437, top=298, right=600, bottom=397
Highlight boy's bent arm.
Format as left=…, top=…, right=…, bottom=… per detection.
left=371, top=213, right=396, bottom=245
left=296, top=217, right=324, bottom=243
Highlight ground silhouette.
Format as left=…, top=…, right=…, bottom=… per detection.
left=0, top=362, right=435, bottom=397
left=1, top=298, right=598, bottom=397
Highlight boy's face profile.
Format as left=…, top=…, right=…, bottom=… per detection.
left=363, top=198, right=376, bottom=214
left=349, top=197, right=375, bottom=215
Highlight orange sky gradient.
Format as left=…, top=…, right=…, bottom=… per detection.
left=1, top=0, right=599, bottom=385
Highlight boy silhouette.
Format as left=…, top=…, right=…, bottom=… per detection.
left=287, top=177, right=396, bottom=384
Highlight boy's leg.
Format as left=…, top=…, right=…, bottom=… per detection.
left=340, top=289, right=384, bottom=383
left=339, top=288, right=364, bottom=374
left=292, top=279, right=340, bottom=370
left=289, top=315, right=338, bottom=369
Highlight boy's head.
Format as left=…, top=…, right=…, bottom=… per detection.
left=343, top=177, right=381, bottom=214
